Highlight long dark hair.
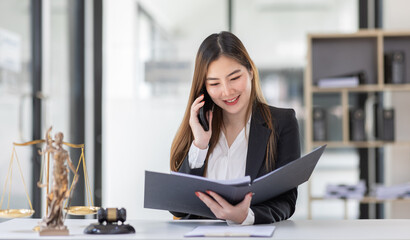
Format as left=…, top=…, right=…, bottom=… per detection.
left=170, top=31, right=276, bottom=172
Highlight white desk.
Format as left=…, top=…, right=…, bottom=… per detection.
left=0, top=218, right=409, bottom=239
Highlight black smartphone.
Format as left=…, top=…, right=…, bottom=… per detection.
left=198, top=87, right=214, bottom=131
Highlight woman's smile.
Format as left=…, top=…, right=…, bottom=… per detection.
left=224, top=95, right=240, bottom=105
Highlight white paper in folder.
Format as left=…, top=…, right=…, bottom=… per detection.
left=184, top=225, right=276, bottom=237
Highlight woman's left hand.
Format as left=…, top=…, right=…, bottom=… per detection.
left=195, top=191, right=253, bottom=224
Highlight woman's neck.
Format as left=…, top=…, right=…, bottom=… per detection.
left=222, top=110, right=250, bottom=148
left=223, top=106, right=251, bottom=129
left=223, top=112, right=246, bottom=129
left=222, top=102, right=252, bottom=129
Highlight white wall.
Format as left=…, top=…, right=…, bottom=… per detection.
left=0, top=0, right=32, bottom=211
left=384, top=0, right=410, bottom=29
left=234, top=0, right=357, bottom=68
left=102, top=0, right=227, bottom=220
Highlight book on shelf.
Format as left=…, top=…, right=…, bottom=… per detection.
left=317, top=71, right=366, bottom=88
left=144, top=145, right=326, bottom=218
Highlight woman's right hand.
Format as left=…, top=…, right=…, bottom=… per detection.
left=189, top=94, right=213, bottom=149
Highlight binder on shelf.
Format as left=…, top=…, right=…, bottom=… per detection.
left=349, top=108, right=366, bottom=141
left=317, top=71, right=366, bottom=88
left=384, top=51, right=406, bottom=84
left=375, top=108, right=395, bottom=141
left=144, top=145, right=327, bottom=218
left=313, top=107, right=327, bottom=141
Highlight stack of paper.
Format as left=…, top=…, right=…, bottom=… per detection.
left=317, top=71, right=366, bottom=88
left=324, top=181, right=366, bottom=199
left=184, top=225, right=276, bottom=237
left=317, top=76, right=360, bottom=88
left=373, top=183, right=410, bottom=199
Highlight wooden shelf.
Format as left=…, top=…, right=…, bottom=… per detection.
left=311, top=196, right=410, bottom=204
left=312, top=141, right=410, bottom=148
left=383, top=84, right=410, bottom=91
left=312, top=85, right=380, bottom=93
left=307, top=30, right=379, bottom=39
left=312, top=84, right=410, bottom=93
left=305, top=30, right=410, bottom=219
left=308, top=30, right=410, bottom=39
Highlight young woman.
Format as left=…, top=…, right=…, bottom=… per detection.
left=170, top=31, right=300, bottom=225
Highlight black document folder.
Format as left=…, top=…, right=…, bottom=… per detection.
left=144, top=145, right=326, bottom=218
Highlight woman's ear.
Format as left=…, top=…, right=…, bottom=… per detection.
left=249, top=70, right=254, bottom=81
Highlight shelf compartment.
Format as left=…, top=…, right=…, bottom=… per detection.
left=311, top=37, right=378, bottom=86
left=312, top=93, right=342, bottom=142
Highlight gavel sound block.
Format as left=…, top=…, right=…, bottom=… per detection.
left=84, top=208, right=135, bottom=234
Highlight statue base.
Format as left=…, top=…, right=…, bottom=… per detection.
left=39, top=223, right=69, bottom=236
left=39, top=228, right=69, bottom=236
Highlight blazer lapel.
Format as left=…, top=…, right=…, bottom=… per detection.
left=245, top=109, right=271, bottom=180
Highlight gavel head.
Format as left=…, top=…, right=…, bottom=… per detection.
left=97, top=208, right=126, bottom=224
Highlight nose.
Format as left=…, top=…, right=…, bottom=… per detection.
left=221, top=82, right=232, bottom=97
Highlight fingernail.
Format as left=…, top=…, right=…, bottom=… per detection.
left=195, top=192, right=200, bottom=197
left=206, top=190, right=211, bottom=195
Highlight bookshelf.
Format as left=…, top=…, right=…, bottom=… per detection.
left=305, top=30, right=410, bottom=219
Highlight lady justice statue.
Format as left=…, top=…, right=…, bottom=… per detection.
left=37, top=127, right=78, bottom=236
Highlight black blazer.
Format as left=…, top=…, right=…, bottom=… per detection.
left=172, top=104, right=301, bottom=224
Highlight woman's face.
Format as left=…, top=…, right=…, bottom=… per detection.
left=205, top=55, right=252, bottom=118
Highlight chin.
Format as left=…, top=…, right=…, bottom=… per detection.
left=222, top=106, right=244, bottom=115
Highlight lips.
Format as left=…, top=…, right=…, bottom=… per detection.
left=223, top=95, right=240, bottom=105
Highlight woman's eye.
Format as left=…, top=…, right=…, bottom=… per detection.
left=209, top=83, right=219, bottom=86
left=231, top=76, right=241, bottom=81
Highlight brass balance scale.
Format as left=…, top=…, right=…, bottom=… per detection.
left=0, top=137, right=99, bottom=221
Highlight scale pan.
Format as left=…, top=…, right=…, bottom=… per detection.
left=65, top=206, right=100, bottom=215
left=0, top=209, right=35, bottom=218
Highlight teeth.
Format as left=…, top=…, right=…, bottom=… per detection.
left=226, top=96, right=238, bottom=103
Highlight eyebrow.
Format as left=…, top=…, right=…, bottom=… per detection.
left=206, top=69, right=241, bottom=80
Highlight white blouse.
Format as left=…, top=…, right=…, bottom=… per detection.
left=187, top=117, right=254, bottom=225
